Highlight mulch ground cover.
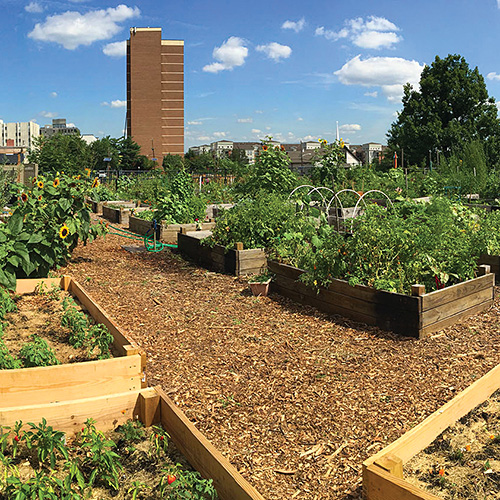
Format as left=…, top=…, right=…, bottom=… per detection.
left=59, top=222, right=500, bottom=500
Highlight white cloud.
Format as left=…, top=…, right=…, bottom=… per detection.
left=256, top=42, right=292, bottom=62
left=25, top=2, right=43, bottom=13
left=237, top=118, right=253, bottom=123
left=28, top=4, right=140, bottom=50
left=197, top=136, right=210, bottom=141
left=281, top=18, right=305, bottom=33
left=251, top=129, right=262, bottom=134
left=364, top=90, right=378, bottom=97
left=334, top=55, right=425, bottom=102
left=188, top=121, right=202, bottom=125
left=297, top=117, right=303, bottom=121
left=254, top=110, right=264, bottom=114
left=101, top=100, right=126, bottom=108
left=340, top=124, right=361, bottom=133
left=203, top=36, right=248, bottom=73
left=50, top=91, right=58, bottom=98
left=316, top=16, right=402, bottom=50
left=487, top=72, right=500, bottom=81
left=103, top=40, right=127, bottom=57
left=40, top=111, right=58, bottom=118
left=213, top=131, right=228, bottom=138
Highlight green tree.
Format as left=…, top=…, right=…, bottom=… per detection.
left=29, top=135, right=91, bottom=175
left=117, top=137, right=143, bottom=170
left=387, top=54, right=500, bottom=167
left=89, top=136, right=121, bottom=171
left=184, top=152, right=216, bottom=174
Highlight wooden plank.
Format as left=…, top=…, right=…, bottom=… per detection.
left=15, top=277, right=64, bottom=295
left=138, top=388, right=161, bottom=426
left=421, top=288, right=493, bottom=328
left=68, top=279, right=137, bottom=355
left=156, top=387, right=265, bottom=500
left=364, top=362, right=500, bottom=468
left=0, top=390, right=144, bottom=436
left=273, top=274, right=420, bottom=329
left=364, top=464, right=440, bottom=500
left=0, top=355, right=143, bottom=407
left=421, top=273, right=493, bottom=311
left=420, top=299, right=493, bottom=337
left=269, top=260, right=419, bottom=310
left=237, top=250, right=266, bottom=263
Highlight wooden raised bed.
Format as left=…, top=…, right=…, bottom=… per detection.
left=1, top=276, right=146, bottom=409
left=129, top=215, right=216, bottom=244
left=362, top=362, right=500, bottom=500
left=268, top=260, right=494, bottom=338
left=177, top=231, right=267, bottom=276
left=0, top=385, right=264, bottom=500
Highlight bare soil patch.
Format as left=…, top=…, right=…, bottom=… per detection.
left=405, top=391, right=500, bottom=499
left=59, top=220, right=500, bottom=499
left=3, top=290, right=98, bottom=365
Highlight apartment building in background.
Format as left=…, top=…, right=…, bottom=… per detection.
left=0, top=120, right=40, bottom=151
left=40, top=118, right=80, bottom=138
left=127, top=27, right=184, bottom=164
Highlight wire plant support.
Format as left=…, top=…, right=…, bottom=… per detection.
left=108, top=221, right=178, bottom=252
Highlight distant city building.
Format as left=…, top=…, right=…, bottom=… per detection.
left=362, top=142, right=383, bottom=164
left=189, top=139, right=364, bottom=171
left=41, top=118, right=80, bottom=138
left=0, top=120, right=40, bottom=151
left=127, top=27, right=184, bottom=164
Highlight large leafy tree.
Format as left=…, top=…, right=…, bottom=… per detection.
left=29, top=134, right=91, bottom=175
left=387, top=54, right=500, bottom=167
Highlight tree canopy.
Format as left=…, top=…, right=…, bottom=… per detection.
left=387, top=54, right=500, bottom=167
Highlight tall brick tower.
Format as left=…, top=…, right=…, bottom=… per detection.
left=127, top=27, right=184, bottom=164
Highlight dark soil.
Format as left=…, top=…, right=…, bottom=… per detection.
left=59, top=221, right=500, bottom=500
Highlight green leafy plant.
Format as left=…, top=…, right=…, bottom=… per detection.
left=158, top=463, right=218, bottom=499
left=19, top=335, right=59, bottom=368
left=149, top=425, right=170, bottom=459
left=127, top=480, right=152, bottom=500
left=24, top=418, right=69, bottom=469
left=0, top=173, right=108, bottom=290
left=116, top=419, right=145, bottom=443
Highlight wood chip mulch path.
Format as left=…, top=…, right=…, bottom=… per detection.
left=60, top=226, right=500, bottom=500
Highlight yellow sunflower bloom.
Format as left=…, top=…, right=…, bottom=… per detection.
left=53, top=178, right=60, bottom=187
left=20, top=192, right=28, bottom=202
left=38, top=195, right=42, bottom=201
left=85, top=168, right=91, bottom=177
left=91, top=177, right=99, bottom=189
left=37, top=180, right=44, bottom=189
left=59, top=225, right=70, bottom=239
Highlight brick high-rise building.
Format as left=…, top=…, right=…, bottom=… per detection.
left=127, top=27, right=184, bottom=164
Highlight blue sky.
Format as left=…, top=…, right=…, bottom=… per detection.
left=2, top=0, right=500, bottom=151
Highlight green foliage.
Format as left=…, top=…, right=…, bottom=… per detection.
left=207, top=192, right=303, bottom=250
left=80, top=420, right=122, bottom=491
left=149, top=425, right=170, bottom=459
left=387, top=54, right=500, bottom=168
left=159, top=463, right=218, bottom=500
left=116, top=419, right=145, bottom=443
left=28, top=135, right=91, bottom=176
left=61, top=297, right=113, bottom=359
left=24, top=418, right=68, bottom=469
left=0, top=172, right=108, bottom=290
left=272, top=197, right=497, bottom=294
left=0, top=334, right=22, bottom=370
left=239, top=139, right=297, bottom=195
left=19, top=335, right=59, bottom=368
left=311, top=139, right=347, bottom=189
left=153, top=168, right=207, bottom=224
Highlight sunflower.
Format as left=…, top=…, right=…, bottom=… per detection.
left=20, top=192, right=28, bottom=202
left=53, top=178, right=60, bottom=187
left=59, top=225, right=70, bottom=239
left=37, top=180, right=44, bottom=189
left=85, top=168, right=91, bottom=177
left=32, top=177, right=37, bottom=184
left=91, top=177, right=99, bottom=189
left=38, top=195, right=43, bottom=201
left=262, top=145, right=268, bottom=151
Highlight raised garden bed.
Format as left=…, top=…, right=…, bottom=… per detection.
left=268, top=260, right=494, bottom=338
left=177, top=231, right=267, bottom=276
left=1, top=386, right=264, bottom=500
left=362, top=361, right=500, bottom=500
left=90, top=199, right=136, bottom=215
left=129, top=215, right=216, bottom=244
left=1, top=276, right=146, bottom=409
